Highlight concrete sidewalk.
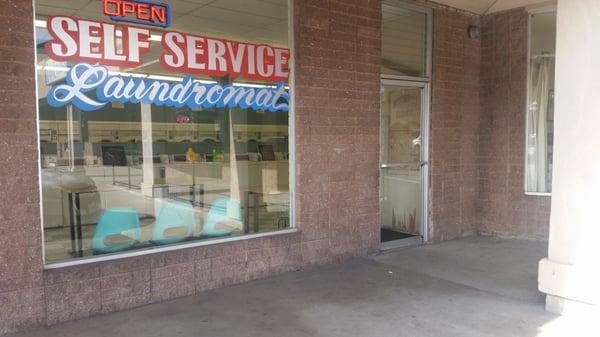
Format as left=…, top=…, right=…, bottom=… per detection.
left=12, top=237, right=570, bottom=337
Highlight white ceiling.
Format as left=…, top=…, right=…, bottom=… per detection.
left=35, top=0, right=289, bottom=80
left=35, top=0, right=289, bottom=46
left=431, top=0, right=555, bottom=14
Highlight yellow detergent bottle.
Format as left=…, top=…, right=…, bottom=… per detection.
left=186, top=147, right=196, bottom=163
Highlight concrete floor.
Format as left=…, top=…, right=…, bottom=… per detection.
left=13, top=237, right=578, bottom=337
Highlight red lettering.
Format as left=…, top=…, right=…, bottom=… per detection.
left=103, top=0, right=168, bottom=25
left=45, top=13, right=290, bottom=82
left=151, top=6, right=166, bottom=23
left=160, top=32, right=186, bottom=71
left=103, top=0, right=120, bottom=16
left=137, top=3, right=150, bottom=20
left=158, top=30, right=290, bottom=82
left=45, top=16, right=151, bottom=68
left=122, top=2, right=135, bottom=16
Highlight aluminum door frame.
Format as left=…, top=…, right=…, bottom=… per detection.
left=380, top=78, right=430, bottom=244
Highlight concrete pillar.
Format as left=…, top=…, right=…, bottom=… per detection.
left=538, top=0, right=600, bottom=315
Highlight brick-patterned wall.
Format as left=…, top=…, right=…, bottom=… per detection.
left=0, top=0, right=381, bottom=334
left=428, top=5, right=481, bottom=241
left=0, top=0, right=553, bottom=334
left=0, top=0, right=46, bottom=333
left=479, top=8, right=551, bottom=240
left=399, top=2, right=550, bottom=241
left=293, top=0, right=381, bottom=256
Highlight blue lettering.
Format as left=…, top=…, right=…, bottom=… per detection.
left=46, top=63, right=289, bottom=112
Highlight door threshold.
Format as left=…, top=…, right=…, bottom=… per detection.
left=380, top=235, right=423, bottom=251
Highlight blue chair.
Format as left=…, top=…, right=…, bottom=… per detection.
left=92, top=208, right=141, bottom=253
left=151, top=200, right=196, bottom=245
left=203, top=197, right=242, bottom=237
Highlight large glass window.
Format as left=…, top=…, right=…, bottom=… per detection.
left=526, top=11, right=556, bottom=194
left=35, top=0, right=291, bottom=264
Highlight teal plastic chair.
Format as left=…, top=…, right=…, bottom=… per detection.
left=92, top=208, right=141, bottom=254
left=203, top=197, right=242, bottom=237
left=151, top=201, right=196, bottom=245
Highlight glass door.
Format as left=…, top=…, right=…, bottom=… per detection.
left=380, top=80, right=428, bottom=248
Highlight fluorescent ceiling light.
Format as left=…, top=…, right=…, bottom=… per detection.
left=108, top=71, right=147, bottom=78
left=41, top=65, right=70, bottom=72
left=233, top=83, right=270, bottom=88
left=147, top=75, right=216, bottom=84
left=34, top=19, right=161, bottom=41
left=147, top=74, right=185, bottom=82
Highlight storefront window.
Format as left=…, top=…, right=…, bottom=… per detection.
left=526, top=11, right=556, bottom=194
left=35, top=0, right=291, bottom=264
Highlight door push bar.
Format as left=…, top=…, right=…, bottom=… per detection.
left=380, top=161, right=428, bottom=169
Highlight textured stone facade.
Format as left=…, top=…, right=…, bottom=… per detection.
left=479, top=8, right=551, bottom=240
left=428, top=3, right=481, bottom=241
left=0, top=0, right=552, bottom=334
left=420, top=2, right=551, bottom=241
left=0, top=0, right=382, bottom=334
left=0, top=0, right=46, bottom=333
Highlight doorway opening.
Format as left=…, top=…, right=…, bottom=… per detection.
left=379, top=80, right=429, bottom=250
left=380, top=1, right=431, bottom=250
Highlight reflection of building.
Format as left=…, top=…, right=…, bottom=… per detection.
left=38, top=103, right=289, bottom=166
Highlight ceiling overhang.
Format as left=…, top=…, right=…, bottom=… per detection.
left=430, top=0, right=556, bottom=15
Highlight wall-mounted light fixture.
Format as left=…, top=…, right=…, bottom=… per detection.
left=467, top=25, right=480, bottom=39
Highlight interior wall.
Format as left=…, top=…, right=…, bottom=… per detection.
left=478, top=8, right=551, bottom=240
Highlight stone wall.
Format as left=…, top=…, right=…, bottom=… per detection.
left=479, top=8, right=551, bottom=240
left=0, top=0, right=381, bottom=333
left=428, top=3, right=481, bottom=241
left=0, top=0, right=554, bottom=334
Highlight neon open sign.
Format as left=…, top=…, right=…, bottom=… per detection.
left=103, top=0, right=171, bottom=28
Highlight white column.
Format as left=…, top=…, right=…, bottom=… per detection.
left=140, top=103, right=155, bottom=197
left=66, top=105, right=75, bottom=171
left=538, top=0, right=600, bottom=315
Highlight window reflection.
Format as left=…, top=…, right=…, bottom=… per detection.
left=36, top=0, right=291, bottom=263
left=526, top=11, right=556, bottom=193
